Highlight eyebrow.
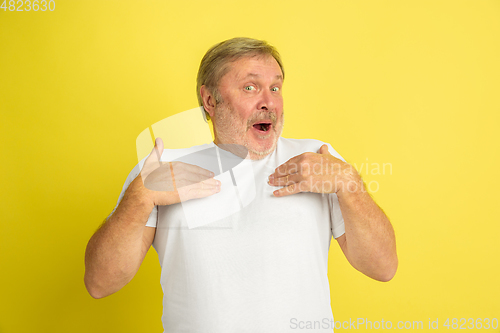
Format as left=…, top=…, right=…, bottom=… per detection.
left=243, top=73, right=284, bottom=81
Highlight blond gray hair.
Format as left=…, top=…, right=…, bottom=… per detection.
left=196, top=37, right=285, bottom=120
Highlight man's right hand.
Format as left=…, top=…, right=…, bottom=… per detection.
left=137, top=137, right=221, bottom=207
left=84, top=137, right=220, bottom=299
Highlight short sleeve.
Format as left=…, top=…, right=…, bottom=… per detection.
left=107, top=161, right=158, bottom=228
left=325, top=142, right=345, bottom=238
left=328, top=193, right=345, bottom=238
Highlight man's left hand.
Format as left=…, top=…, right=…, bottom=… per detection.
left=268, top=144, right=362, bottom=197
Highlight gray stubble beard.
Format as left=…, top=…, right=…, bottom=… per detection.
left=212, top=103, right=284, bottom=160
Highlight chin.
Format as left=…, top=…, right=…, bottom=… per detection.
left=246, top=140, right=278, bottom=160
left=246, top=128, right=282, bottom=159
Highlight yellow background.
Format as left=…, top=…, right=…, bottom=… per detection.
left=1, top=1, right=499, bottom=332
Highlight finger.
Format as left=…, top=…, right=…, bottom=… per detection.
left=273, top=182, right=303, bottom=197
left=178, top=179, right=221, bottom=201
left=171, top=164, right=216, bottom=188
left=142, top=137, right=165, bottom=176
left=148, top=137, right=165, bottom=165
left=155, top=137, right=164, bottom=156
left=147, top=177, right=220, bottom=205
left=318, top=144, right=331, bottom=155
left=268, top=172, right=301, bottom=187
left=176, top=175, right=220, bottom=189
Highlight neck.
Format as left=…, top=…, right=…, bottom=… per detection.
left=213, top=138, right=276, bottom=160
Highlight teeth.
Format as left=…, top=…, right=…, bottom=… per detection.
left=253, top=123, right=270, bottom=131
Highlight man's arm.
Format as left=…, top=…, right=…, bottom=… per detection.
left=84, top=138, right=220, bottom=298
left=335, top=188, right=397, bottom=282
left=84, top=176, right=157, bottom=299
left=268, top=144, right=397, bottom=281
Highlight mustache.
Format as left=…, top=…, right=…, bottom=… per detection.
left=246, top=112, right=278, bottom=130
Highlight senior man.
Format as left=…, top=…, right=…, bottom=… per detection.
left=85, top=37, right=397, bottom=332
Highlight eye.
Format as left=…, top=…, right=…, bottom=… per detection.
left=244, top=85, right=255, bottom=91
left=271, top=87, right=280, bottom=92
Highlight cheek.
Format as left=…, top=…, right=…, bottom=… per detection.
left=232, top=102, right=254, bottom=119
left=276, top=98, right=284, bottom=112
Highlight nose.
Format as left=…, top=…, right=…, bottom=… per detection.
left=258, top=89, right=275, bottom=111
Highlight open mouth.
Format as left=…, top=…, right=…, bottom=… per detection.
left=252, top=122, right=272, bottom=132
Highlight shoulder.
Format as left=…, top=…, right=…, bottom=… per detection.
left=135, top=142, right=214, bottom=169
left=278, top=137, right=345, bottom=161
left=160, top=143, right=214, bottom=163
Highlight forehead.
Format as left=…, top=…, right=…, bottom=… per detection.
left=223, top=55, right=283, bottom=82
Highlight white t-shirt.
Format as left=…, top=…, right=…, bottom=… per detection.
left=114, top=137, right=345, bottom=332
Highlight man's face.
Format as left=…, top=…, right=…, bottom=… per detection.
left=211, top=55, right=284, bottom=160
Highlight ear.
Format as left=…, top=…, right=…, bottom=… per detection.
left=200, top=85, right=216, bottom=118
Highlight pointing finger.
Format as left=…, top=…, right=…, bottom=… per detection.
left=318, top=144, right=330, bottom=155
